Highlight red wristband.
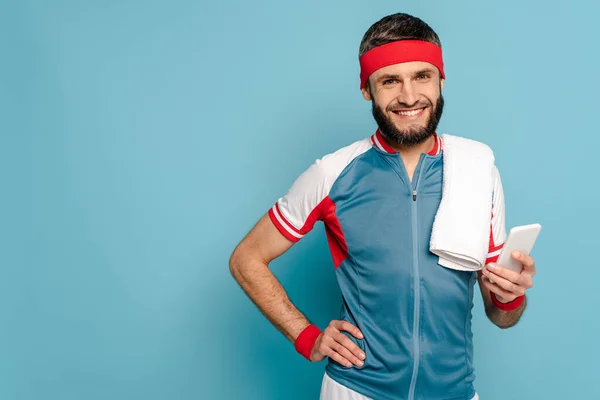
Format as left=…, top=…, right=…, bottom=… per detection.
left=491, top=292, right=524, bottom=311
left=294, top=324, right=322, bottom=361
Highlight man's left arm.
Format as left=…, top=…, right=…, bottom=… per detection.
left=478, top=165, right=536, bottom=329
left=478, top=253, right=536, bottom=329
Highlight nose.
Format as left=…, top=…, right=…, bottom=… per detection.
left=397, top=81, right=418, bottom=107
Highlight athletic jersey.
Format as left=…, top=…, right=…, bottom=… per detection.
left=268, top=130, right=507, bottom=400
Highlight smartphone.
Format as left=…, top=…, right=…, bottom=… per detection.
left=496, top=223, right=542, bottom=273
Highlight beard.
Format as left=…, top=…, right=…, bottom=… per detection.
left=372, top=94, right=444, bottom=148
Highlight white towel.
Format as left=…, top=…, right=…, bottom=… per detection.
left=429, top=134, right=495, bottom=271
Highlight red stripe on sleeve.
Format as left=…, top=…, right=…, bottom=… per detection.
left=275, top=203, right=303, bottom=235
left=268, top=207, right=301, bottom=243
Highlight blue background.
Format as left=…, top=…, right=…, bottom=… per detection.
left=1, top=0, right=598, bottom=399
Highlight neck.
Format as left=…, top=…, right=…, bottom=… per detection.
left=391, top=134, right=436, bottom=159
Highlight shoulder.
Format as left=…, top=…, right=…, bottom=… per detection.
left=441, top=133, right=495, bottom=160
left=441, top=133, right=503, bottom=189
left=310, top=137, right=373, bottom=180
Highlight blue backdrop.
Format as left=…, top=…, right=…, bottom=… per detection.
left=2, top=0, right=598, bottom=399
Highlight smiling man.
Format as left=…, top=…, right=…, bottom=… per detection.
left=229, top=13, right=536, bottom=400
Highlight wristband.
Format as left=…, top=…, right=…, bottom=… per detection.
left=491, top=292, right=524, bottom=311
left=294, top=324, right=322, bottom=361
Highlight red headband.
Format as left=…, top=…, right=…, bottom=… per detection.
left=359, top=40, right=445, bottom=88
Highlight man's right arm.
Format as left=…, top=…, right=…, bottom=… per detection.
left=229, top=213, right=366, bottom=367
left=229, top=213, right=309, bottom=343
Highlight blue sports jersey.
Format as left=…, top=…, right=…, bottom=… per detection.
left=269, top=130, right=506, bottom=400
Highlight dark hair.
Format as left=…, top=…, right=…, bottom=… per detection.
left=359, top=13, right=442, bottom=58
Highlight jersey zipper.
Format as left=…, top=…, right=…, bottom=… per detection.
left=407, top=155, right=425, bottom=400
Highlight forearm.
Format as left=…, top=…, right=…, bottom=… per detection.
left=230, top=258, right=310, bottom=342
left=484, top=294, right=527, bottom=329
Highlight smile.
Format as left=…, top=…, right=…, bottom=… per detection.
left=392, top=107, right=427, bottom=118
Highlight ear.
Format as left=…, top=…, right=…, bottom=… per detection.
left=440, top=78, right=445, bottom=91
left=361, top=84, right=372, bottom=101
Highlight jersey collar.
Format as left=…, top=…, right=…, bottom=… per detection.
left=370, top=129, right=443, bottom=156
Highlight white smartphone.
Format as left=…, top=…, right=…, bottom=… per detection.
left=496, top=223, right=542, bottom=273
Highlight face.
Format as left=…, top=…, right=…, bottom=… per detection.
left=362, top=61, right=445, bottom=147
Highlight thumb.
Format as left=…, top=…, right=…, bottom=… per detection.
left=513, top=251, right=535, bottom=273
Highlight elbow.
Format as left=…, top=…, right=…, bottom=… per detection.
left=228, top=245, right=258, bottom=280
left=229, top=247, right=242, bottom=277
left=487, top=314, right=515, bottom=330
left=495, top=321, right=517, bottom=330
left=229, top=241, right=270, bottom=283
left=485, top=308, right=520, bottom=330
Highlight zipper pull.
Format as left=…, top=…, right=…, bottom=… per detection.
left=412, top=190, right=417, bottom=201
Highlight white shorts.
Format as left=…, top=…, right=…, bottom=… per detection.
left=320, top=372, right=479, bottom=400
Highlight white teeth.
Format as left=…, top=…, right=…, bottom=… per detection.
left=396, top=108, right=423, bottom=116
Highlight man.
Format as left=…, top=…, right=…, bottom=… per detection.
left=229, top=13, right=536, bottom=400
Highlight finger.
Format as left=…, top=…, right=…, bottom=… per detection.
left=512, top=251, right=536, bottom=275
left=333, top=332, right=366, bottom=361
left=481, top=275, right=516, bottom=301
left=482, top=263, right=531, bottom=286
left=482, top=268, right=525, bottom=296
left=328, top=334, right=364, bottom=367
left=332, top=320, right=364, bottom=339
left=326, top=348, right=354, bottom=368
left=486, top=263, right=521, bottom=283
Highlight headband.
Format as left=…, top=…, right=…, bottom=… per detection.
left=359, top=40, right=445, bottom=88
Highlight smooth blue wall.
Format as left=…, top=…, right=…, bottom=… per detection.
left=1, top=1, right=598, bottom=399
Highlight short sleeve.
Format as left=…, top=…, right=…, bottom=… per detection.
left=267, top=137, right=373, bottom=243
left=268, top=160, right=330, bottom=243
left=485, top=165, right=508, bottom=263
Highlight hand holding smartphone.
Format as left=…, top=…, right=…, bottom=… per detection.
left=495, top=223, right=542, bottom=273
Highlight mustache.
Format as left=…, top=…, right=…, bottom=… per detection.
left=386, top=100, right=432, bottom=112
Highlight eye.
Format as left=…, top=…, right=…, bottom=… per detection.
left=416, top=73, right=431, bottom=81
left=383, top=79, right=399, bottom=85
